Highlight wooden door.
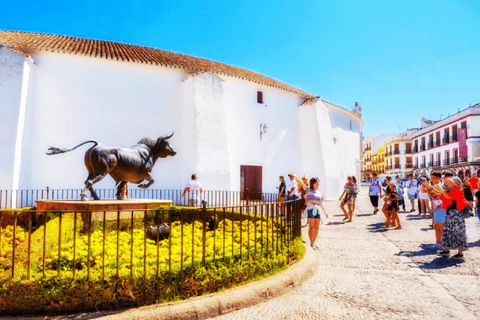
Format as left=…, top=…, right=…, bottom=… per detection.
left=240, top=165, right=262, bottom=200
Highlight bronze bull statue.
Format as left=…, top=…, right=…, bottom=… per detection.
left=46, top=133, right=176, bottom=200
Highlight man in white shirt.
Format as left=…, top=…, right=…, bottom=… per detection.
left=182, top=174, right=203, bottom=207
left=406, top=174, right=418, bottom=212
left=286, top=173, right=299, bottom=200
left=369, top=172, right=382, bottom=214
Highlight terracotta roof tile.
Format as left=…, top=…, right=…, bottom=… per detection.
left=0, top=30, right=315, bottom=98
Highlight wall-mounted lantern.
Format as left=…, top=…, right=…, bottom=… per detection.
left=333, top=137, right=337, bottom=144
left=260, top=123, right=268, bottom=140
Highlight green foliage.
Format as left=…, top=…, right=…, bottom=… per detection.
left=0, top=212, right=303, bottom=315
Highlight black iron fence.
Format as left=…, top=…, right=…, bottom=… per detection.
left=0, top=198, right=301, bottom=308
left=0, top=188, right=279, bottom=209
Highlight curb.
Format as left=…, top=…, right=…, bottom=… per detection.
left=98, top=242, right=317, bottom=320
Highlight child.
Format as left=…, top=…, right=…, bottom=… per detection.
left=382, top=183, right=401, bottom=229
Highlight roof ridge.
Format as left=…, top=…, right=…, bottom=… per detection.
left=0, top=30, right=315, bottom=98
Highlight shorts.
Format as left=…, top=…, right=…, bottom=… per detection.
left=370, top=195, right=379, bottom=207
left=408, top=193, right=417, bottom=200
left=434, top=208, right=446, bottom=224
left=343, top=197, right=354, bottom=205
left=307, top=209, right=321, bottom=219
left=353, top=192, right=358, bottom=198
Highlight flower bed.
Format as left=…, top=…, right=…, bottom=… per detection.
left=0, top=208, right=303, bottom=314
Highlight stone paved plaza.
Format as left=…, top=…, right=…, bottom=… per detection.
left=209, top=187, right=480, bottom=320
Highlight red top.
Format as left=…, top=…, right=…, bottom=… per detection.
left=440, top=186, right=470, bottom=210
left=470, top=176, right=479, bottom=189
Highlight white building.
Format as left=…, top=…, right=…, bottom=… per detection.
left=384, top=129, right=416, bottom=178
left=412, top=104, right=480, bottom=179
left=0, top=30, right=363, bottom=200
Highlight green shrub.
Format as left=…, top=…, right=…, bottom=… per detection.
left=0, top=212, right=303, bottom=315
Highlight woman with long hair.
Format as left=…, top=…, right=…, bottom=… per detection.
left=382, top=183, right=401, bottom=229
left=304, top=177, right=328, bottom=249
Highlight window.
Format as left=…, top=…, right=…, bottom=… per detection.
left=443, top=128, right=450, bottom=144
left=452, top=125, right=458, bottom=141
left=406, top=143, right=412, bottom=153
left=444, top=150, right=450, bottom=165
left=257, top=91, right=263, bottom=104
left=435, top=132, right=440, bottom=146
left=428, top=134, right=434, bottom=148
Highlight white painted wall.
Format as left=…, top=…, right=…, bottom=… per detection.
left=0, top=47, right=24, bottom=189
left=19, top=52, right=183, bottom=190
left=1, top=49, right=363, bottom=201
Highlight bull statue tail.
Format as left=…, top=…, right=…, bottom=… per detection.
left=46, top=140, right=99, bottom=155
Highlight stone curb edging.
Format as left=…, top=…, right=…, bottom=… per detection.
left=98, top=244, right=316, bottom=320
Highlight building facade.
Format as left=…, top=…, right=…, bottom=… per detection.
left=0, top=30, right=363, bottom=200
left=383, top=129, right=415, bottom=178
left=412, top=104, right=480, bottom=179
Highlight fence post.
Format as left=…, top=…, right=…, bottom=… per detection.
left=202, top=200, right=207, bottom=266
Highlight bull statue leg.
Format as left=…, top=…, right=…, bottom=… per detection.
left=81, top=173, right=107, bottom=201
left=116, top=181, right=128, bottom=200
left=138, top=175, right=154, bottom=189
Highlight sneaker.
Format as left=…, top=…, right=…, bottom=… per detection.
left=439, top=250, right=450, bottom=257
left=453, top=253, right=464, bottom=260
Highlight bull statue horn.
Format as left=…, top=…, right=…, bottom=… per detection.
left=163, top=132, right=174, bottom=140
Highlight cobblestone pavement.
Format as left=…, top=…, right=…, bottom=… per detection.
left=209, top=187, right=480, bottom=320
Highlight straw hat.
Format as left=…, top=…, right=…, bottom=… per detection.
left=445, top=177, right=462, bottom=188
left=431, top=184, right=444, bottom=196
left=301, top=174, right=309, bottom=180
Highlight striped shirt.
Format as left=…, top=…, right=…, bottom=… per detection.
left=304, top=189, right=324, bottom=206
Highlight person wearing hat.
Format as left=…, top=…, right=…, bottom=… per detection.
left=424, top=172, right=445, bottom=249
left=286, top=173, right=299, bottom=201
left=438, top=177, right=470, bottom=260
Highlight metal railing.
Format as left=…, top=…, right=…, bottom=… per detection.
left=0, top=188, right=279, bottom=210
left=0, top=198, right=301, bottom=304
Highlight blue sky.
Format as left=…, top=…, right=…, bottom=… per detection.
left=3, top=0, right=480, bottom=136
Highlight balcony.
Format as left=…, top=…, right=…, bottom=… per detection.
left=414, top=165, right=419, bottom=169
left=404, top=149, right=412, bottom=154
left=435, top=139, right=441, bottom=147
left=394, top=164, right=401, bottom=169
left=420, top=144, right=426, bottom=151
left=443, top=158, right=450, bottom=166
left=393, top=150, right=400, bottom=155
left=443, top=136, right=450, bottom=144
left=459, top=157, right=468, bottom=163
left=433, top=161, right=441, bottom=167
left=428, top=142, right=434, bottom=149
left=452, top=133, right=458, bottom=141
left=420, top=163, right=426, bottom=169
left=451, top=157, right=459, bottom=164
left=406, top=163, right=413, bottom=169
left=428, top=161, right=434, bottom=167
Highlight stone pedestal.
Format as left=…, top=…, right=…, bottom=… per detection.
left=36, top=199, right=173, bottom=229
